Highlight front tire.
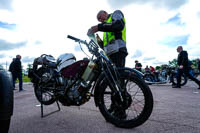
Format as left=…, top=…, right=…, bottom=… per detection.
left=98, top=71, right=153, bottom=128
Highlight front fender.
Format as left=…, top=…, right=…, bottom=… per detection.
left=118, top=67, right=144, bottom=79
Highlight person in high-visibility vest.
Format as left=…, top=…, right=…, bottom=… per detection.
left=88, top=10, right=128, bottom=119
left=88, top=10, right=128, bottom=68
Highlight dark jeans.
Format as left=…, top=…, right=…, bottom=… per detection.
left=153, top=72, right=159, bottom=82
left=108, top=51, right=127, bottom=88
left=12, top=72, right=23, bottom=90
left=109, top=52, right=126, bottom=67
left=177, top=68, right=200, bottom=87
left=0, top=119, right=11, bottom=133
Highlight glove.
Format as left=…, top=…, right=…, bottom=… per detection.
left=87, top=25, right=98, bottom=35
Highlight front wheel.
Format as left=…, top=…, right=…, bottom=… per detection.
left=98, top=71, right=154, bottom=128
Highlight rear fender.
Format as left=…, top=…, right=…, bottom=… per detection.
left=28, top=67, right=44, bottom=83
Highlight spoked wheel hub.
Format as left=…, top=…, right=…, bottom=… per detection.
left=112, top=91, right=132, bottom=110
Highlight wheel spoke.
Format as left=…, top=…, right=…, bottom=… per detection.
left=99, top=71, right=153, bottom=128
left=102, top=78, right=146, bottom=120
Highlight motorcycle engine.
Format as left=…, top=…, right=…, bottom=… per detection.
left=40, top=68, right=64, bottom=86
left=65, top=80, right=88, bottom=105
left=41, top=72, right=52, bottom=83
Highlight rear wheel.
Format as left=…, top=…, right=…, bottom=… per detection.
left=34, top=84, right=56, bottom=105
left=98, top=71, right=153, bottom=128
left=33, top=68, right=56, bottom=105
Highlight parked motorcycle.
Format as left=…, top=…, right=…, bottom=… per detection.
left=144, top=67, right=187, bottom=86
left=28, top=34, right=153, bottom=128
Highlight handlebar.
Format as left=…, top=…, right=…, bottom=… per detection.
left=67, top=34, right=101, bottom=57
left=67, top=35, right=80, bottom=42
left=67, top=35, right=87, bottom=45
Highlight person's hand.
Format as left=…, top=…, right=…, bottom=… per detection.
left=179, top=65, right=183, bottom=69
left=87, top=25, right=98, bottom=35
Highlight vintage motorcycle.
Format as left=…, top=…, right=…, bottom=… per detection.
left=28, top=34, right=153, bottom=128
left=144, top=67, right=187, bottom=86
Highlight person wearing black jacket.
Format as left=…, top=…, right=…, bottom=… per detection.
left=9, top=58, right=16, bottom=90
left=173, top=46, right=200, bottom=89
left=12, top=55, right=24, bottom=91
left=135, top=60, right=142, bottom=72
left=88, top=10, right=128, bottom=119
left=197, top=58, right=200, bottom=75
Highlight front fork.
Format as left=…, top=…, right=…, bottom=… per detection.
left=104, top=67, right=132, bottom=109
left=103, top=65, right=124, bottom=102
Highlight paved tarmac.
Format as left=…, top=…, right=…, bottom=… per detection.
left=9, top=78, right=200, bottom=133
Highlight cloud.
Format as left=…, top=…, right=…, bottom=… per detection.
left=143, top=57, right=155, bottom=61
left=166, top=13, right=185, bottom=26
left=22, top=56, right=35, bottom=63
left=131, top=49, right=143, bottom=59
left=0, top=21, right=16, bottom=30
left=0, top=40, right=27, bottom=51
left=34, top=40, right=41, bottom=45
left=158, top=34, right=190, bottom=47
left=0, top=54, right=6, bottom=58
left=197, top=12, right=200, bottom=18
left=152, top=60, right=168, bottom=65
left=0, top=0, right=13, bottom=10
left=107, top=0, right=188, bottom=10
left=74, top=45, right=81, bottom=52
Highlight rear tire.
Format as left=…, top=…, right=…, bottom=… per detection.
left=98, top=71, right=153, bottom=128
left=33, top=68, right=56, bottom=105
left=34, top=84, right=56, bottom=105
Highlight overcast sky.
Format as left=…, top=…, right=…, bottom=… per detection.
left=0, top=0, right=200, bottom=70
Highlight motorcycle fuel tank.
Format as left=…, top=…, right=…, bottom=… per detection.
left=61, top=60, right=89, bottom=78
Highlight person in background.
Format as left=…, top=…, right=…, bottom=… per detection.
left=197, top=58, right=200, bottom=75
left=144, top=65, right=150, bottom=72
left=150, top=66, right=159, bottom=82
left=188, top=60, right=195, bottom=77
left=135, top=60, right=142, bottom=72
left=9, top=58, right=16, bottom=90
left=88, top=10, right=128, bottom=119
left=173, top=46, right=200, bottom=89
left=12, top=55, right=24, bottom=91
left=150, top=66, right=155, bottom=73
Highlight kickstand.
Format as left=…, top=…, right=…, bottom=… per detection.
left=40, top=89, right=61, bottom=118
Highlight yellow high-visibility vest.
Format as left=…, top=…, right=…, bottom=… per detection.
left=103, top=14, right=126, bottom=46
